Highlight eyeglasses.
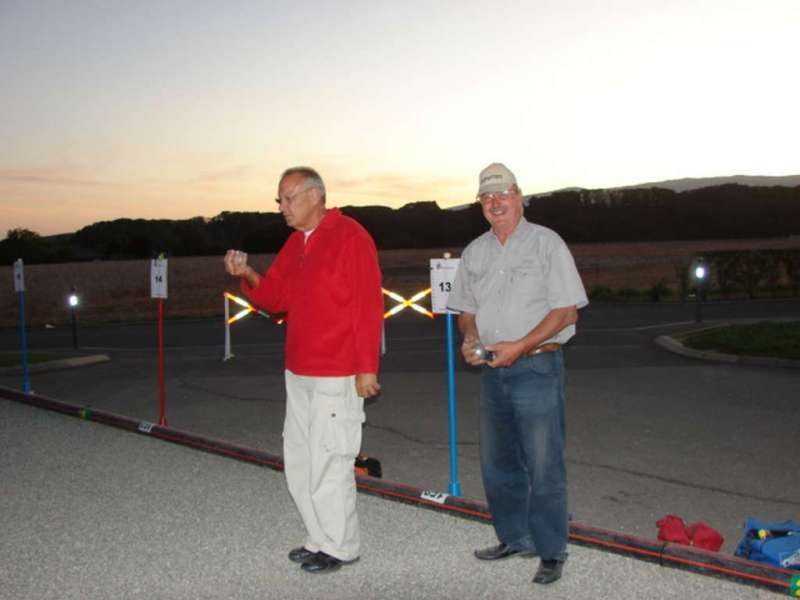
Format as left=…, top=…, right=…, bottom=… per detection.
left=275, top=188, right=310, bottom=206
left=477, top=189, right=516, bottom=204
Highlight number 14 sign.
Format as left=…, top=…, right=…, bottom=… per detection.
left=151, top=258, right=168, bottom=299
left=429, top=257, right=460, bottom=314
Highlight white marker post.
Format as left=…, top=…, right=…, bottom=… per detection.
left=430, top=253, right=461, bottom=496
left=222, top=292, right=277, bottom=361
left=150, top=256, right=168, bottom=426
left=13, top=259, right=31, bottom=393
left=223, top=293, right=234, bottom=361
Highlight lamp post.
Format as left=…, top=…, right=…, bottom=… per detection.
left=68, top=286, right=79, bottom=349
left=689, top=257, right=708, bottom=323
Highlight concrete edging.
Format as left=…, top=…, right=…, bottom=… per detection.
left=655, top=330, right=800, bottom=370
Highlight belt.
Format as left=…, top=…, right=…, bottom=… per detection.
left=526, top=342, right=561, bottom=355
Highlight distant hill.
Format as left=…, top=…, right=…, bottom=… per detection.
left=535, top=174, right=800, bottom=196
left=621, top=174, right=800, bottom=193
left=455, top=175, right=800, bottom=207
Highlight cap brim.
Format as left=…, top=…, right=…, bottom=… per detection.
left=477, top=183, right=510, bottom=197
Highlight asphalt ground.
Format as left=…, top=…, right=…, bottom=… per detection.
left=1, top=299, right=799, bottom=597
left=0, top=398, right=780, bottom=600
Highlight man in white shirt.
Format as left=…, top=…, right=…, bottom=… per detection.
left=447, top=163, right=588, bottom=586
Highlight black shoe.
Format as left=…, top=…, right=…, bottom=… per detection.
left=474, top=543, right=534, bottom=561
left=288, top=547, right=317, bottom=563
left=533, top=560, right=564, bottom=584
left=300, top=551, right=359, bottom=574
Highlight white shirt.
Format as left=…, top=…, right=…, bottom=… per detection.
left=447, top=218, right=588, bottom=346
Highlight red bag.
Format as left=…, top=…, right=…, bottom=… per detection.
left=657, top=514, right=691, bottom=545
left=687, top=521, right=724, bottom=552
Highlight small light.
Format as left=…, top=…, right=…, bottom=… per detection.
left=68, top=294, right=79, bottom=308
left=694, top=266, right=706, bottom=280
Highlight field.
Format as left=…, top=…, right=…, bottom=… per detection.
left=1, top=237, right=798, bottom=327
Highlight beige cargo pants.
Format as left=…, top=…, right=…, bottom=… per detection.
left=283, top=370, right=364, bottom=561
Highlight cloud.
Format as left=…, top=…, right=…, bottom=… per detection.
left=0, top=167, right=113, bottom=187
left=189, top=164, right=255, bottom=184
left=330, top=172, right=466, bottom=203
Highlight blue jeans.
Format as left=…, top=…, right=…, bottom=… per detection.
left=479, top=351, right=568, bottom=561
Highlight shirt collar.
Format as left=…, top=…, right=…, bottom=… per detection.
left=490, top=215, right=528, bottom=245
left=295, top=207, right=340, bottom=242
left=317, top=207, right=341, bottom=231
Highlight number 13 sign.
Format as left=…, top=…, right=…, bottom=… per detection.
left=429, top=257, right=460, bottom=314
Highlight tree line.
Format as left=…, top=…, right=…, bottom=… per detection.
left=2, top=183, right=799, bottom=264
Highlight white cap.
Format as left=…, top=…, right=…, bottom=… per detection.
left=477, top=162, right=517, bottom=197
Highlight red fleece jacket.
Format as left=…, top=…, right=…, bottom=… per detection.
left=242, top=208, right=383, bottom=376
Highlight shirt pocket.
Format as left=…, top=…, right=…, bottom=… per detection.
left=511, top=261, right=546, bottom=301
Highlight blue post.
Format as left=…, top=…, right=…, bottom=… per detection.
left=18, top=290, right=31, bottom=393
left=446, top=312, right=461, bottom=496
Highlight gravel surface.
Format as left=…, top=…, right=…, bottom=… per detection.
left=1, top=399, right=780, bottom=600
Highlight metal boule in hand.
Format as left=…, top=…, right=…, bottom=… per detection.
left=235, top=250, right=247, bottom=266
left=473, top=341, right=494, bottom=362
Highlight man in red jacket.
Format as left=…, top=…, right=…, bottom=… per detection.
left=223, top=166, right=383, bottom=574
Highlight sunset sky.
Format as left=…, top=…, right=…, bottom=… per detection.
left=1, top=0, right=798, bottom=236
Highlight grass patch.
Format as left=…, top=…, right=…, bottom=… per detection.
left=0, top=352, right=64, bottom=368
left=682, top=321, right=800, bottom=360
left=588, top=281, right=675, bottom=303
